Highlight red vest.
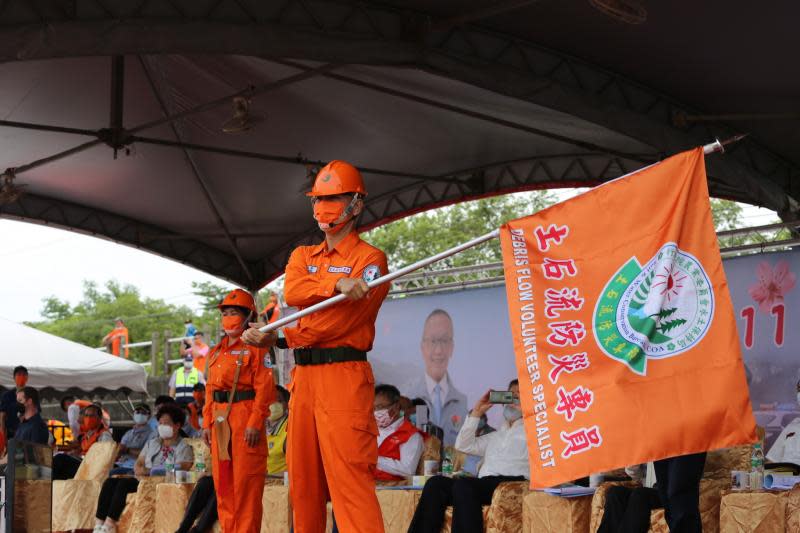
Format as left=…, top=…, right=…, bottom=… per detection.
left=375, top=419, right=422, bottom=481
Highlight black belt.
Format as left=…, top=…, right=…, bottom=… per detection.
left=212, top=389, right=256, bottom=403
left=294, top=347, right=367, bottom=366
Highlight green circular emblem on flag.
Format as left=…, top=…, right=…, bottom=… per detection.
left=593, top=243, right=715, bottom=375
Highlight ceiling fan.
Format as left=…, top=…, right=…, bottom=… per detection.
left=0, top=170, right=26, bottom=205
left=221, top=96, right=266, bottom=134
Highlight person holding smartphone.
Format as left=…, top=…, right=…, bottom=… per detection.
left=408, top=379, right=529, bottom=533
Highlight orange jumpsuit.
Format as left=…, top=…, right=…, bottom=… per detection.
left=203, top=336, right=276, bottom=533
left=106, top=326, right=129, bottom=357
left=283, top=231, right=390, bottom=533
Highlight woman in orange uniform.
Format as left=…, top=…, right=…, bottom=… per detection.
left=202, top=289, right=276, bottom=533
left=245, top=161, right=390, bottom=533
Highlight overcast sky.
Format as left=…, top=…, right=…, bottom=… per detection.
left=0, top=192, right=779, bottom=324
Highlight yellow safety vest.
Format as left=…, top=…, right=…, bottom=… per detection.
left=267, top=416, right=288, bottom=475
left=175, top=367, right=200, bottom=400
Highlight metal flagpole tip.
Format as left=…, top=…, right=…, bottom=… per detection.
left=703, top=138, right=725, bottom=155
left=703, top=133, right=749, bottom=155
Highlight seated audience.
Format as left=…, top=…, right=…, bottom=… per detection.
left=15, top=387, right=50, bottom=445
left=149, top=395, right=176, bottom=431
left=598, top=464, right=662, bottom=533
left=461, top=411, right=495, bottom=476
left=374, top=384, right=424, bottom=480
left=61, top=396, right=111, bottom=435
left=267, top=385, right=290, bottom=475
left=181, top=403, right=202, bottom=438
left=767, top=378, right=800, bottom=466
left=110, top=404, right=154, bottom=475
left=176, top=475, right=218, bottom=533
left=408, top=379, right=528, bottom=533
left=93, top=403, right=193, bottom=533
left=53, top=403, right=114, bottom=480
left=187, top=383, right=206, bottom=433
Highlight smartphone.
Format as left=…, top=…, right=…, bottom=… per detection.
left=488, top=390, right=514, bottom=404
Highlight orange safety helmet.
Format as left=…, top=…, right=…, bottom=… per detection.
left=217, top=289, right=257, bottom=314
left=306, top=160, right=367, bottom=197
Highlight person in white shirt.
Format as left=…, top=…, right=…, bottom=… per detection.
left=767, top=380, right=800, bottom=466
left=408, top=379, right=528, bottom=533
left=373, top=384, right=424, bottom=480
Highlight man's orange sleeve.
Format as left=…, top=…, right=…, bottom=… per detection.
left=284, top=247, right=339, bottom=307
left=246, top=349, right=276, bottom=430
left=284, top=251, right=389, bottom=347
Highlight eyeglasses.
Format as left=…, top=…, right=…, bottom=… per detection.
left=423, top=337, right=453, bottom=347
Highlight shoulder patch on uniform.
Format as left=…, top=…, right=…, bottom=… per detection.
left=328, top=265, right=352, bottom=274
left=362, top=264, right=382, bottom=282
left=264, top=353, right=273, bottom=369
left=307, top=265, right=318, bottom=273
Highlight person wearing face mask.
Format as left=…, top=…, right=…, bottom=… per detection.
left=109, top=404, right=155, bottom=475
left=202, top=288, right=277, bottom=533
left=170, top=354, right=206, bottom=405
left=373, top=384, right=425, bottom=481
left=53, top=403, right=114, bottom=480
left=408, top=379, right=529, bottom=533
left=187, top=383, right=206, bottom=433
left=93, top=403, right=194, bottom=533
left=267, top=385, right=290, bottom=475
left=766, top=379, right=800, bottom=466
left=0, top=365, right=29, bottom=439
left=14, top=386, right=49, bottom=445
left=242, top=160, right=389, bottom=533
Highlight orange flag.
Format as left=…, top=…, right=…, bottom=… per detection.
left=500, top=148, right=757, bottom=488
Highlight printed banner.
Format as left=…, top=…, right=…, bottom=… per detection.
left=499, top=148, right=757, bottom=488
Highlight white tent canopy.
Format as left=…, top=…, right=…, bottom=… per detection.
left=0, top=318, right=147, bottom=395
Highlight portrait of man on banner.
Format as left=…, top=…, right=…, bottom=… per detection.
left=402, top=309, right=468, bottom=445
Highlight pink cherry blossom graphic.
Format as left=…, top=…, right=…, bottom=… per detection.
left=748, top=260, right=796, bottom=314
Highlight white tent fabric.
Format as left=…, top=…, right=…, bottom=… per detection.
left=0, top=318, right=147, bottom=394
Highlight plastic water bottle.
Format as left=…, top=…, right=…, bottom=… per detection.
left=195, top=449, right=206, bottom=474
left=750, top=443, right=764, bottom=491
left=165, top=462, right=175, bottom=482
left=165, top=449, right=176, bottom=482
left=442, top=449, right=454, bottom=477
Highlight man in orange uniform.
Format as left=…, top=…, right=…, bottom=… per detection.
left=202, top=289, right=276, bottom=533
left=102, top=318, right=129, bottom=358
left=245, top=160, right=390, bottom=533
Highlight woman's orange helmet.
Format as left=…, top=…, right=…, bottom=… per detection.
left=306, top=160, right=367, bottom=197
left=217, top=289, right=257, bottom=314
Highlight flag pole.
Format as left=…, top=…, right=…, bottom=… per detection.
left=258, top=135, right=747, bottom=334
left=259, top=229, right=500, bottom=333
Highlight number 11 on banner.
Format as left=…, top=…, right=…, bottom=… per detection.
left=739, top=304, right=785, bottom=348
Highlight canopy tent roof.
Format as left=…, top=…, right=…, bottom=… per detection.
left=0, top=0, right=798, bottom=289
left=0, top=318, right=148, bottom=396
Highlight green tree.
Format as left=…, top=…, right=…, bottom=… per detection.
left=365, top=192, right=556, bottom=270
left=29, top=280, right=193, bottom=370
left=710, top=199, right=790, bottom=249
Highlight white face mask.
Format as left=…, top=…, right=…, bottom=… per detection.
left=133, top=413, right=149, bottom=425
left=183, top=361, right=193, bottom=370
left=503, top=405, right=522, bottom=423
left=374, top=408, right=394, bottom=429
left=158, top=424, right=175, bottom=439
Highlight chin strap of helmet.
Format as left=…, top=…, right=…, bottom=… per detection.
left=325, top=193, right=361, bottom=231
